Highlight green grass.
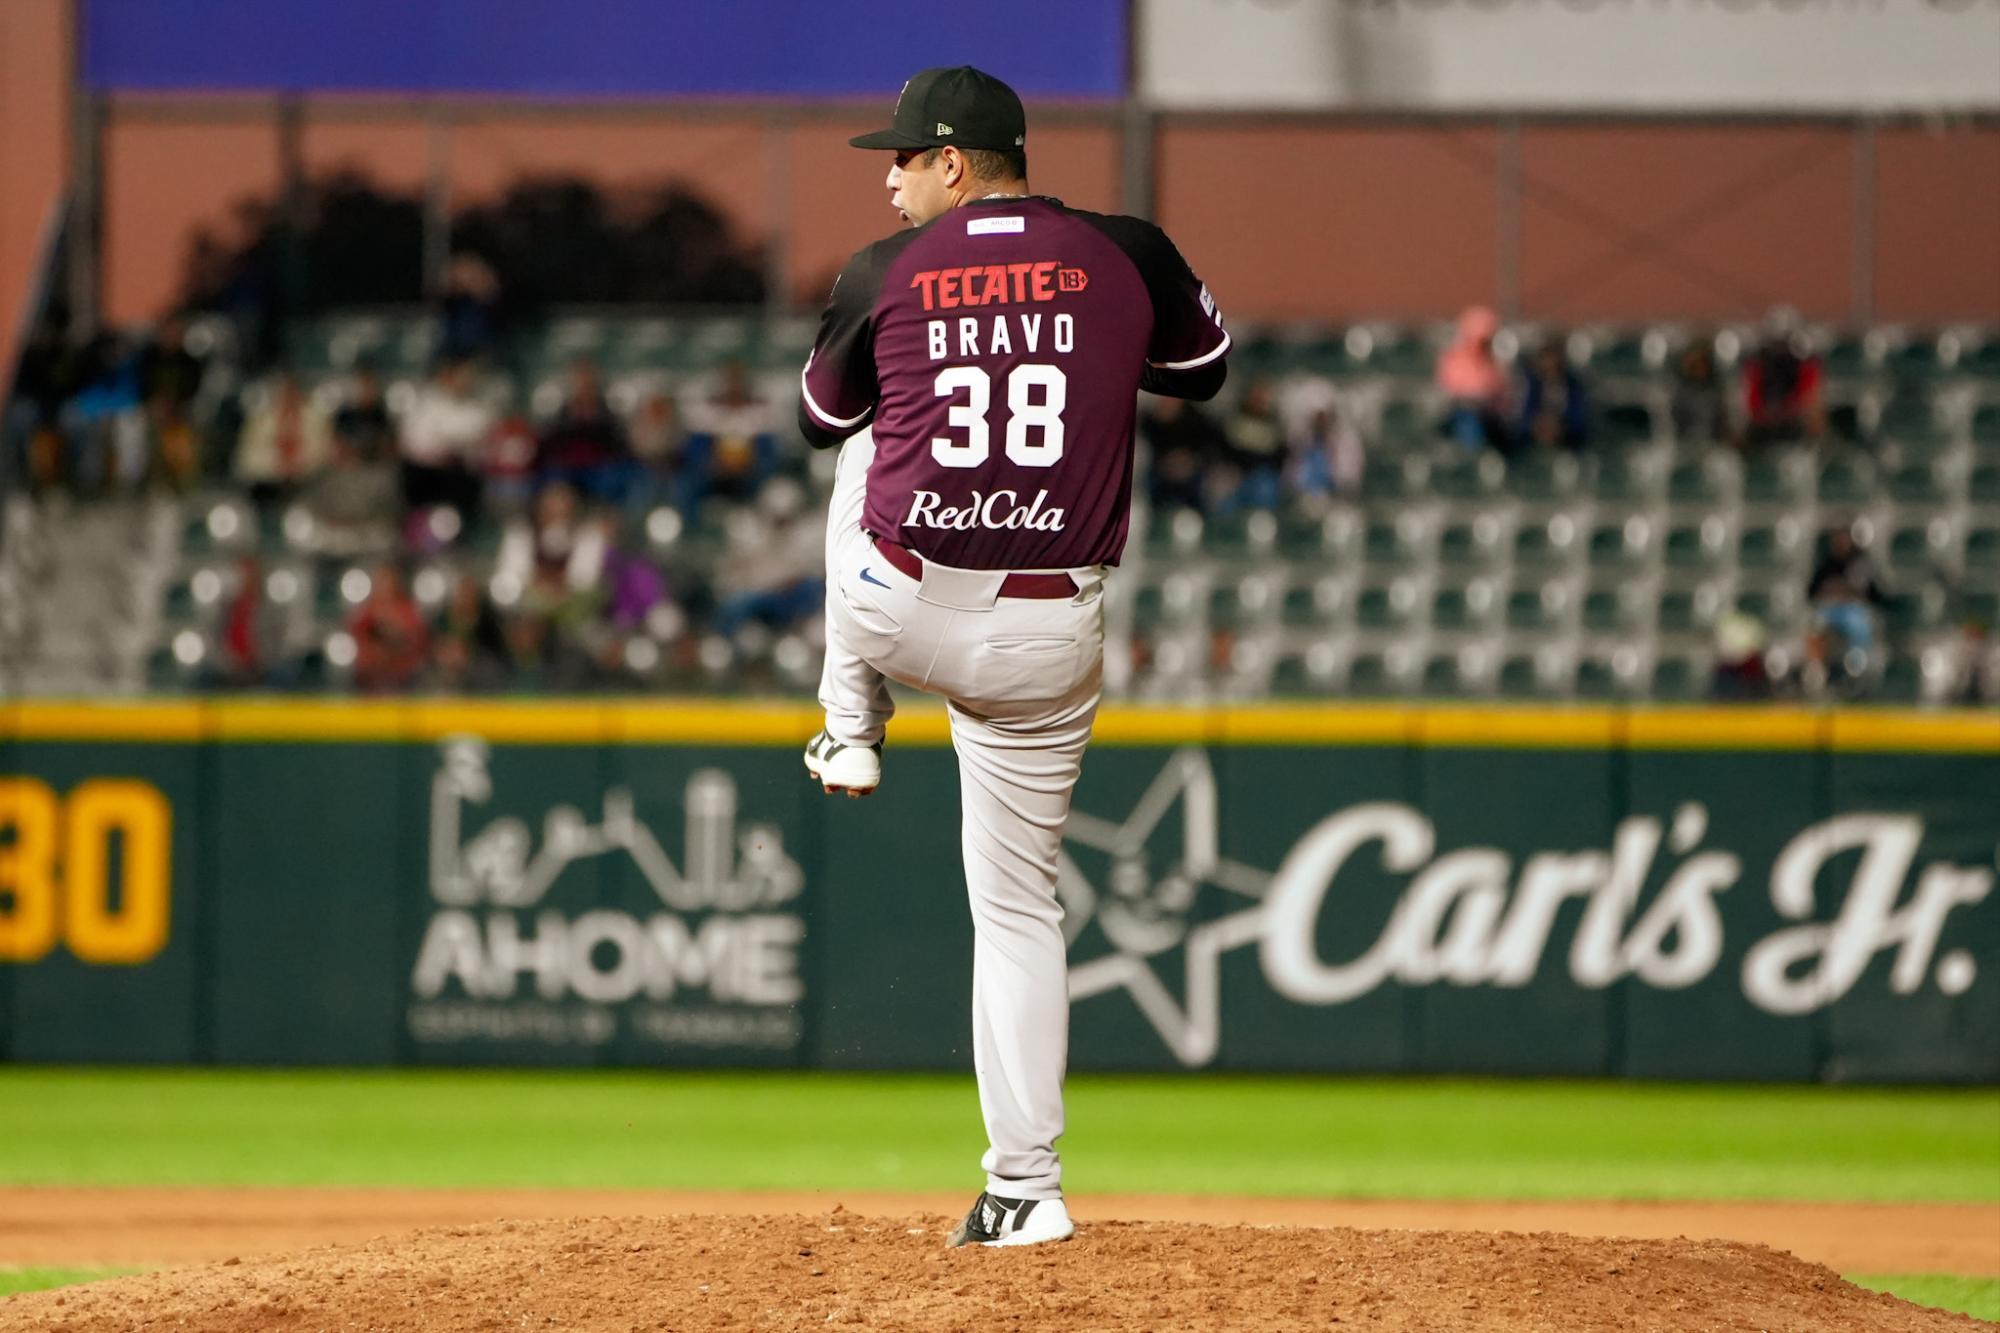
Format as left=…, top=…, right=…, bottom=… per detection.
left=0, top=1264, right=1989, bottom=1322
left=0, top=1268, right=136, bottom=1298
left=1851, top=1275, right=2000, bottom=1323
left=0, top=1069, right=1994, bottom=1203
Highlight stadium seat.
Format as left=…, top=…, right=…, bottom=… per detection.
left=1581, top=584, right=1652, bottom=636
left=1430, top=578, right=1501, bottom=633
left=1431, top=453, right=1504, bottom=500
left=1971, top=404, right=2000, bottom=445
left=1205, top=509, right=1280, bottom=557
left=1817, top=454, right=1877, bottom=506
left=1281, top=577, right=1351, bottom=630
left=1965, top=525, right=2000, bottom=577
left=1657, top=583, right=1725, bottom=640
left=1663, top=518, right=1731, bottom=574
left=1586, top=516, right=1656, bottom=573
left=1667, top=453, right=1739, bottom=507
left=1512, top=514, right=1583, bottom=571
left=1970, top=464, right=2000, bottom=506
left=1886, top=462, right=1950, bottom=508
left=1742, top=450, right=1812, bottom=508
left=1506, top=579, right=1573, bottom=633
left=1738, top=518, right=1809, bottom=573
left=1650, top=653, right=1709, bottom=700
left=1599, top=401, right=1657, bottom=449
left=1355, top=578, right=1423, bottom=632
left=1437, top=514, right=1508, bottom=570
left=1505, top=452, right=1581, bottom=502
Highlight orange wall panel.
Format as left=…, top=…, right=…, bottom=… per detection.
left=1873, top=126, right=2000, bottom=324
left=302, top=115, right=431, bottom=192
left=102, top=117, right=281, bottom=323
left=1157, top=123, right=1500, bottom=322
left=1518, top=124, right=1854, bottom=324
left=0, top=0, right=69, bottom=378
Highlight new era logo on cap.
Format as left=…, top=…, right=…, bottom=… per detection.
left=937, top=123, right=954, bottom=136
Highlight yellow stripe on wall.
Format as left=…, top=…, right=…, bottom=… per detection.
left=3, top=698, right=1996, bottom=754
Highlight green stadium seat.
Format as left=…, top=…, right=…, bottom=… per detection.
left=1742, top=451, right=1811, bottom=507
left=1281, top=578, right=1349, bottom=629
left=1513, top=516, right=1581, bottom=570
left=1886, top=522, right=1954, bottom=578
left=1663, top=519, right=1731, bottom=574
left=1879, top=398, right=1946, bottom=446
left=1970, top=464, right=2000, bottom=506
left=1377, top=396, right=1431, bottom=446
left=1965, top=526, right=2000, bottom=577
left=1204, top=510, right=1280, bottom=557
left=1886, top=337, right=1943, bottom=380
left=1506, top=581, right=1570, bottom=632
left=1817, top=455, right=1876, bottom=506
left=1438, top=517, right=1505, bottom=569
left=1739, top=520, right=1808, bottom=572
left=1573, top=657, right=1620, bottom=699
left=1651, top=654, right=1706, bottom=701
left=1960, top=589, right=2000, bottom=624
left=1974, top=404, right=2000, bottom=445
left=1581, top=586, right=1650, bottom=636
left=1361, top=457, right=1427, bottom=502
left=1667, top=455, right=1733, bottom=506
left=1878, top=654, right=1924, bottom=703
left=1587, top=518, right=1653, bottom=572
left=1820, top=336, right=1873, bottom=380
left=1505, top=452, right=1581, bottom=502
left=1600, top=401, right=1656, bottom=448
left=1657, top=585, right=1723, bottom=639
left=1496, top=653, right=1546, bottom=699
left=1430, top=579, right=1499, bottom=633
left=1420, top=653, right=1465, bottom=697
left=1431, top=453, right=1503, bottom=500
left=1355, top=580, right=1420, bottom=632
left=1886, top=463, right=1950, bottom=507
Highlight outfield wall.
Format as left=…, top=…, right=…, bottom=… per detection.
left=2, top=700, right=1995, bottom=1081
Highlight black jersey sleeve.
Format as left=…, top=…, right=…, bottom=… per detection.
left=798, top=243, right=888, bottom=449
left=1079, top=213, right=1231, bottom=402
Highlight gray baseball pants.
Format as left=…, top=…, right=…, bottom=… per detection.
left=818, top=432, right=1103, bottom=1200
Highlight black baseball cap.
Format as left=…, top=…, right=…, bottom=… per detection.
left=849, top=66, right=1026, bottom=152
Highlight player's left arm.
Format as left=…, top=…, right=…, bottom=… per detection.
left=1133, top=223, right=1230, bottom=402
left=798, top=246, right=884, bottom=449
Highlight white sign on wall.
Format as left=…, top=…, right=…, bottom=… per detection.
left=1140, top=0, right=2000, bottom=111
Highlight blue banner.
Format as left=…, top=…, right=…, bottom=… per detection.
left=83, top=0, right=1127, bottom=98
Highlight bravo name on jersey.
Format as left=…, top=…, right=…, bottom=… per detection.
left=800, top=196, right=1229, bottom=571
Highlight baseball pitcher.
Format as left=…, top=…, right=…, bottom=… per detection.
left=796, top=66, right=1230, bottom=1247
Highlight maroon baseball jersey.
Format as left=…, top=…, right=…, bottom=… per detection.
left=801, top=197, right=1229, bottom=571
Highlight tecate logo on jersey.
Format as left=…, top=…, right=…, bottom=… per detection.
left=905, top=487, right=1068, bottom=532
left=911, top=261, right=1088, bottom=311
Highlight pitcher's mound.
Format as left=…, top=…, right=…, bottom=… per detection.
left=1, top=1208, right=1980, bottom=1332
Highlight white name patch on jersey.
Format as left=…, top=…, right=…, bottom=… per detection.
left=967, top=216, right=1026, bottom=235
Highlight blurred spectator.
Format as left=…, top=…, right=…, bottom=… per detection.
left=432, top=573, right=513, bottom=692
left=215, top=554, right=289, bottom=687
left=1943, top=620, right=1998, bottom=705
left=332, top=366, right=397, bottom=461
left=481, top=404, right=541, bottom=517
left=711, top=478, right=825, bottom=638
left=1670, top=335, right=1733, bottom=447
left=536, top=360, right=636, bottom=502
left=495, top=483, right=611, bottom=685
left=399, top=359, right=492, bottom=527
left=135, top=316, right=207, bottom=488
left=62, top=331, right=147, bottom=494
left=593, top=541, right=676, bottom=677
left=437, top=253, right=503, bottom=363
left=303, top=433, right=399, bottom=556
left=678, top=362, right=780, bottom=517
left=234, top=372, right=332, bottom=513
left=135, top=315, right=206, bottom=411
left=1289, top=404, right=1364, bottom=505
left=1219, top=379, right=1286, bottom=513
left=627, top=388, right=684, bottom=512
left=5, top=310, right=84, bottom=489
left=1516, top=339, right=1592, bottom=452
left=1709, top=611, right=1771, bottom=701
left=348, top=561, right=430, bottom=693
left=1743, top=309, right=1825, bottom=447
left=1436, top=306, right=1511, bottom=454
left=1139, top=395, right=1227, bottom=516
left=1808, top=526, right=1886, bottom=656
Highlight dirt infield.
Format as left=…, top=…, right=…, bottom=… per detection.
left=4, top=1187, right=1995, bottom=1276
left=2, top=1207, right=1989, bottom=1332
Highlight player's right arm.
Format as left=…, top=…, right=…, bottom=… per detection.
left=798, top=243, right=887, bottom=450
